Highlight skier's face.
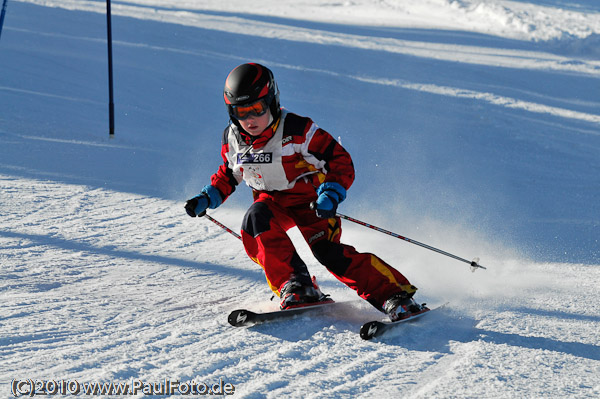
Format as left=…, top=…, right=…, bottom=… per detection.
left=238, top=109, right=272, bottom=136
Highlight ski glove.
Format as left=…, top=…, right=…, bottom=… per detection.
left=185, top=185, right=223, bottom=217
left=314, top=182, right=346, bottom=219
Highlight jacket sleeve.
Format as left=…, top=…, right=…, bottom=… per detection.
left=209, top=127, right=240, bottom=203
left=305, top=123, right=355, bottom=191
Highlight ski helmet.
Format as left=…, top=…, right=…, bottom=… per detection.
left=223, top=63, right=280, bottom=122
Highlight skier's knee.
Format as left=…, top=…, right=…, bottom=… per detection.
left=242, top=202, right=273, bottom=237
left=311, top=240, right=351, bottom=275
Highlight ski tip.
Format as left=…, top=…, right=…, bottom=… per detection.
left=359, top=321, right=381, bottom=340
left=228, top=309, right=251, bottom=327
left=360, top=305, right=439, bottom=340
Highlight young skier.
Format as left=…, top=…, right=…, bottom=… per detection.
left=185, top=63, right=424, bottom=321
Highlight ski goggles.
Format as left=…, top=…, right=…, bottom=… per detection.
left=231, top=99, right=268, bottom=120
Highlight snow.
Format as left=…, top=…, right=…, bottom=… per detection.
left=1, top=0, right=599, bottom=397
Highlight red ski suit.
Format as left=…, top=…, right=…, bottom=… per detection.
left=210, top=109, right=416, bottom=310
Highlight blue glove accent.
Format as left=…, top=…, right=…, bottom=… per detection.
left=316, top=182, right=347, bottom=203
left=201, top=184, right=223, bottom=209
left=185, top=194, right=209, bottom=217
left=184, top=185, right=223, bottom=217
left=314, top=182, right=346, bottom=218
left=194, top=194, right=209, bottom=216
left=315, top=194, right=336, bottom=218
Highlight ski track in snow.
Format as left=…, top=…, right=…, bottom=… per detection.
left=15, top=0, right=600, bottom=42
left=3, top=24, right=600, bottom=127
left=13, top=0, right=600, bottom=78
left=2, top=175, right=599, bottom=398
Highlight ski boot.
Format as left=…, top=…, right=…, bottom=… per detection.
left=279, top=276, right=329, bottom=310
left=384, top=293, right=427, bottom=322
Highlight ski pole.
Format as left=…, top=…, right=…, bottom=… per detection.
left=203, top=207, right=485, bottom=271
left=203, top=213, right=242, bottom=241
left=335, top=210, right=487, bottom=272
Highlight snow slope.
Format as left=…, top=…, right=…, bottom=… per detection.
left=1, top=0, right=599, bottom=398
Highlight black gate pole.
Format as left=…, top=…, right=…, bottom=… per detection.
left=0, top=0, right=8, bottom=42
left=106, top=0, right=115, bottom=136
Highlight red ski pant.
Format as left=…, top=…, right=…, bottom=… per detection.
left=240, top=196, right=417, bottom=311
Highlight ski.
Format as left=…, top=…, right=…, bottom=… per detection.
left=228, top=299, right=337, bottom=327
left=359, top=303, right=448, bottom=340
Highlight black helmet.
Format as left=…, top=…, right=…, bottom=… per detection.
left=223, top=63, right=280, bottom=121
